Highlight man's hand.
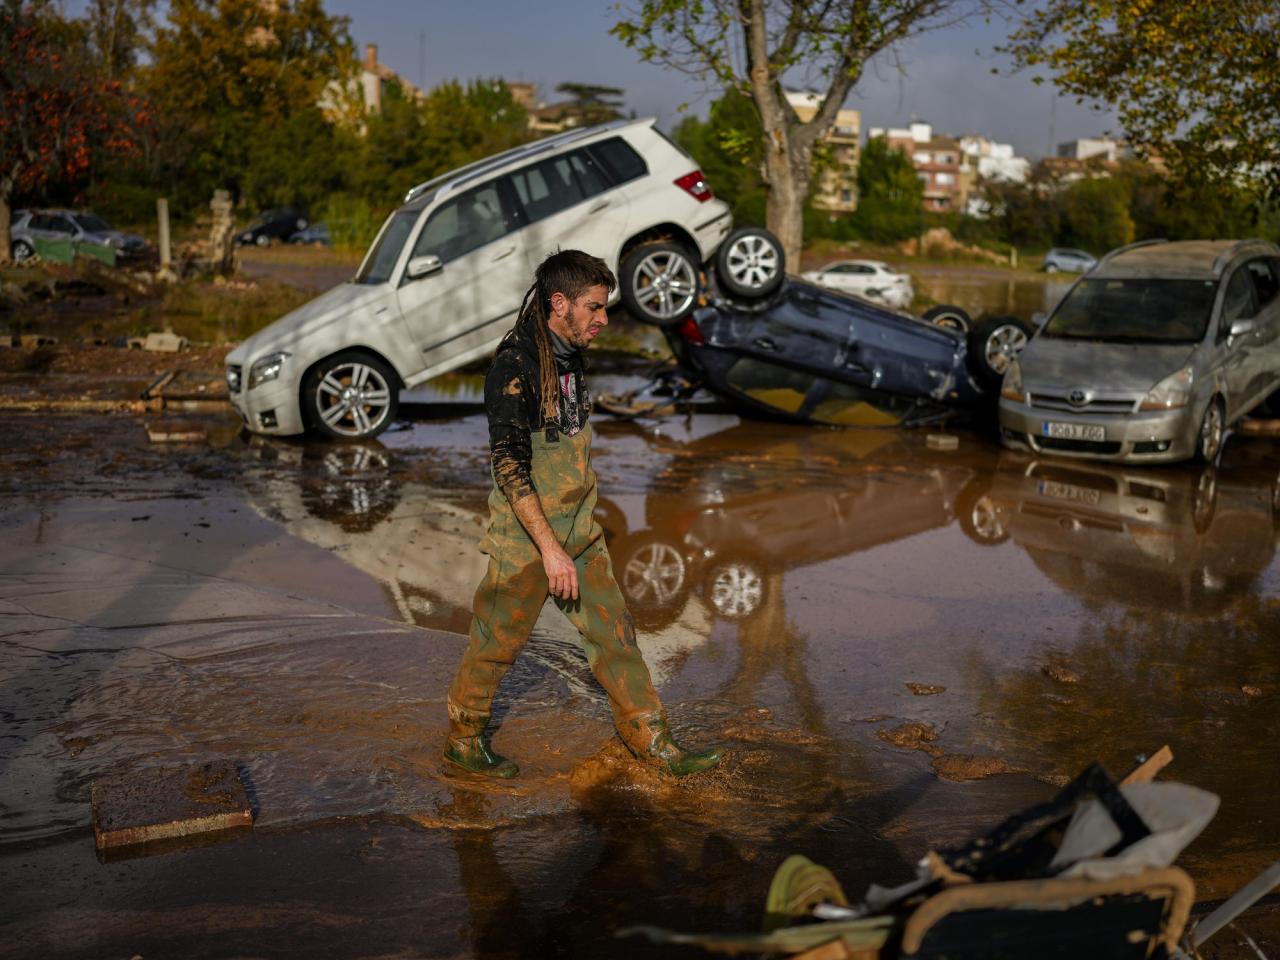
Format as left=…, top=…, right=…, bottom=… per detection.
left=541, top=542, right=579, bottom=601
left=511, top=492, right=579, bottom=600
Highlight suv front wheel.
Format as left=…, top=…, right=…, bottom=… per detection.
left=303, top=351, right=399, bottom=440
left=620, top=242, right=699, bottom=325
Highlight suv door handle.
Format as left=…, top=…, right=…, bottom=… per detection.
left=588, top=199, right=611, bottom=214
left=491, top=245, right=516, bottom=262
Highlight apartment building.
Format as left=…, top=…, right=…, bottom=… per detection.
left=1057, top=137, right=1134, bottom=162
left=787, top=91, right=861, bottom=214
left=867, top=122, right=964, bottom=212
left=959, top=135, right=1030, bottom=216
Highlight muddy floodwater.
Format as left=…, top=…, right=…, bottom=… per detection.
left=1, top=406, right=1278, bottom=958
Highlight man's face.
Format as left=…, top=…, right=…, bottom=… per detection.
left=549, top=284, right=610, bottom=349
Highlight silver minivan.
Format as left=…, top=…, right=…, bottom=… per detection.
left=999, top=239, right=1280, bottom=463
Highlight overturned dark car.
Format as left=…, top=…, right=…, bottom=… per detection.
left=631, top=228, right=1034, bottom=427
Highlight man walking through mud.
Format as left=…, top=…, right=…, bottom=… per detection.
left=444, top=250, right=722, bottom=779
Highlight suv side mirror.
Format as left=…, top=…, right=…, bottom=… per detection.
left=1229, top=317, right=1257, bottom=338
left=405, top=254, right=442, bottom=280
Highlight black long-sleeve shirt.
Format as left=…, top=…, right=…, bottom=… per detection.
left=485, top=317, right=590, bottom=504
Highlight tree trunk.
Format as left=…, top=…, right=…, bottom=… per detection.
left=763, top=139, right=810, bottom=270
left=0, top=190, right=11, bottom=265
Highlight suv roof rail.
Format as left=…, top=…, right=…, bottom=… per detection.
left=1095, top=237, right=1167, bottom=269
left=403, top=117, right=643, bottom=204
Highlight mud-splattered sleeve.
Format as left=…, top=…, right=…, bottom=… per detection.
left=484, top=351, right=535, bottom=504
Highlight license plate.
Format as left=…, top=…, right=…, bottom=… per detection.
left=1042, top=421, right=1105, bottom=442
left=1038, top=480, right=1101, bottom=505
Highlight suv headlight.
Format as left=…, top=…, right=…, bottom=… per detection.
left=1139, top=366, right=1193, bottom=410
left=1000, top=359, right=1025, bottom=402
left=248, top=351, right=290, bottom=390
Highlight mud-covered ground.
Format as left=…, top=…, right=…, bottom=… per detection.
left=2, top=392, right=1279, bottom=958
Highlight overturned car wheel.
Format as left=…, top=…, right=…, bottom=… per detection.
left=968, top=314, right=1034, bottom=392
left=922, top=304, right=972, bottom=333
left=715, top=227, right=785, bottom=302
left=620, top=242, right=700, bottom=325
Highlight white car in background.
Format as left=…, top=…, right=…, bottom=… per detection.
left=227, top=118, right=785, bottom=440
left=800, top=259, right=914, bottom=309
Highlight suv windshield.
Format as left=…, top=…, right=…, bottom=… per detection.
left=1042, top=278, right=1218, bottom=343
left=355, top=209, right=419, bottom=285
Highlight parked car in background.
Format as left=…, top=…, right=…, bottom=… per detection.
left=999, top=238, right=1280, bottom=463
left=288, top=222, right=331, bottom=246
left=1042, top=248, right=1097, bottom=273
left=237, top=207, right=310, bottom=247
left=227, top=117, right=775, bottom=439
left=800, top=259, right=914, bottom=309
left=9, top=208, right=147, bottom=262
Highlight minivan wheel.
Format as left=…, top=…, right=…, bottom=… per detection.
left=968, top=314, right=1034, bottom=392
left=714, top=227, right=785, bottom=301
left=303, top=351, right=399, bottom=440
left=254, top=233, right=271, bottom=248
left=1196, top=397, right=1225, bottom=463
left=11, top=240, right=34, bottom=262
left=620, top=242, right=699, bottom=325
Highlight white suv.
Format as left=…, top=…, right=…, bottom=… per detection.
left=227, top=118, right=778, bottom=439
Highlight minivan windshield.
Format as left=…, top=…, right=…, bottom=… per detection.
left=1041, top=278, right=1218, bottom=344
left=355, top=209, right=419, bottom=285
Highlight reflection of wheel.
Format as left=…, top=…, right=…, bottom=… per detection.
left=616, top=531, right=688, bottom=630
left=1195, top=397, right=1225, bottom=463
left=968, top=314, right=1034, bottom=392
left=303, top=351, right=399, bottom=440
left=12, top=240, right=34, bottom=262
left=620, top=242, right=699, bottom=325
left=254, top=233, right=271, bottom=248
left=922, top=304, right=972, bottom=334
left=1191, top=465, right=1218, bottom=535
left=954, top=473, right=1008, bottom=545
left=704, top=559, right=765, bottom=619
left=299, top=442, right=398, bottom=532
left=714, top=227, right=785, bottom=302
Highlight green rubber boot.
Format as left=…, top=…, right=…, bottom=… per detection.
left=624, top=711, right=723, bottom=777
left=444, top=703, right=519, bottom=778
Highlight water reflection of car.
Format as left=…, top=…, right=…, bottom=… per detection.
left=799, top=259, right=913, bottom=309
left=662, top=277, right=1033, bottom=428
left=288, top=223, right=331, bottom=246
left=1000, top=239, right=1280, bottom=464
left=966, top=443, right=1280, bottom=612
left=1042, top=248, right=1097, bottom=274
left=599, top=424, right=979, bottom=625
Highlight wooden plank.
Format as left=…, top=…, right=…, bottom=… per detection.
left=92, top=759, right=253, bottom=851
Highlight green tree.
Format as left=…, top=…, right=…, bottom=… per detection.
left=1058, top=176, right=1134, bottom=252
left=849, top=136, right=923, bottom=244
left=1002, top=0, right=1280, bottom=197
left=143, top=0, right=351, bottom=204
left=553, top=82, right=625, bottom=125
left=673, top=89, right=766, bottom=226
left=613, top=0, right=987, bottom=265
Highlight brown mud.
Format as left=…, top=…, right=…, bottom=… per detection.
left=1, top=397, right=1279, bottom=956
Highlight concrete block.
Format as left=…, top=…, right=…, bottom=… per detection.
left=926, top=433, right=959, bottom=451
left=91, top=759, right=253, bottom=851
left=145, top=421, right=208, bottom=443
left=142, top=332, right=187, bottom=353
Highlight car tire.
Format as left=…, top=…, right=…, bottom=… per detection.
left=1191, top=464, right=1218, bottom=535
left=620, top=241, right=700, bottom=325
left=11, top=240, right=34, bottom=262
left=714, top=226, right=786, bottom=302
left=254, top=234, right=271, bottom=248
left=922, top=304, right=972, bottom=333
left=1044, top=263, right=1059, bottom=274
left=967, top=314, right=1034, bottom=392
left=1195, top=396, right=1225, bottom=463
left=302, top=351, right=400, bottom=441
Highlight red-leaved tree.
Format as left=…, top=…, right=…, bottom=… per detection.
left=0, top=1, right=148, bottom=261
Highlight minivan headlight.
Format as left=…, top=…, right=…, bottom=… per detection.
left=1139, top=366, right=1193, bottom=411
left=1000, top=359, right=1025, bottom=402
left=248, top=351, right=290, bottom=390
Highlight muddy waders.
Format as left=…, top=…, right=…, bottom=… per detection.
left=445, top=423, right=721, bottom=778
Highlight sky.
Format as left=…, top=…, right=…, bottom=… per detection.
left=324, top=0, right=1123, bottom=160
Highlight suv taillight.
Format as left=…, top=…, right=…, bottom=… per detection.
left=674, top=171, right=713, bottom=202
left=676, top=315, right=705, bottom=344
